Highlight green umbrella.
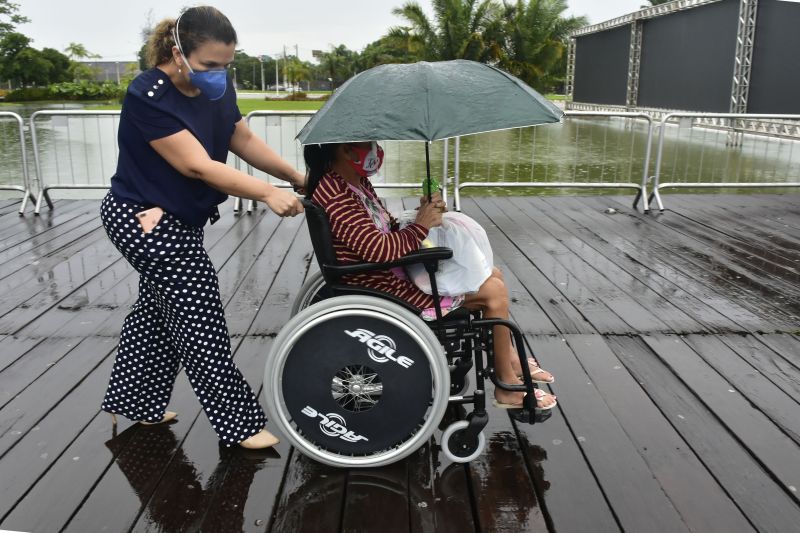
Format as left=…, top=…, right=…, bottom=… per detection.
left=296, top=59, right=563, bottom=198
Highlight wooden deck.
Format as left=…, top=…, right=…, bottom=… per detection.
left=0, top=194, right=798, bottom=533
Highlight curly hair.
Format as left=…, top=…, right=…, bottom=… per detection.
left=145, top=6, right=237, bottom=68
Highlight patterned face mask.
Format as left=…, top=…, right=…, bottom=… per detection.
left=347, top=142, right=384, bottom=178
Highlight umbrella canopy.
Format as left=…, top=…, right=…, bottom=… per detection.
left=296, top=59, right=563, bottom=145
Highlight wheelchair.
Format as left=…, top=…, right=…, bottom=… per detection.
left=263, top=199, right=549, bottom=468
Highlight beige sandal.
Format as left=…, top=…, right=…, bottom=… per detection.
left=492, top=388, right=557, bottom=410
left=517, top=358, right=555, bottom=384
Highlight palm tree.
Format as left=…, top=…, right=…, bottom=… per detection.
left=391, top=0, right=501, bottom=62
left=497, top=0, right=586, bottom=91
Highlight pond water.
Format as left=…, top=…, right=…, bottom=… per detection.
left=1, top=105, right=798, bottom=201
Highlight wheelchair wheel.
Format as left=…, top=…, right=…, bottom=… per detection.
left=290, top=270, right=327, bottom=316
left=264, top=295, right=451, bottom=468
left=441, top=420, right=485, bottom=463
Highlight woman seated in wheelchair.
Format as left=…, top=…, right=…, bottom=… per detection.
left=304, top=142, right=557, bottom=411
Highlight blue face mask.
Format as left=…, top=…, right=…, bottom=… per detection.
left=187, top=68, right=228, bottom=101
left=172, top=21, right=228, bottom=101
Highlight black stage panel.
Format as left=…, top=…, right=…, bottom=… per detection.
left=637, top=0, right=739, bottom=111
left=573, top=26, right=630, bottom=106
left=748, top=0, right=800, bottom=113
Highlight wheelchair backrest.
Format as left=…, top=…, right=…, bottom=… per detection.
left=301, top=198, right=341, bottom=284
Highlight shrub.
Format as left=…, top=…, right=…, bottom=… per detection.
left=5, top=81, right=127, bottom=102
left=5, top=87, right=52, bottom=101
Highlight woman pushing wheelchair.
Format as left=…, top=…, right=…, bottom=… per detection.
left=304, top=141, right=557, bottom=411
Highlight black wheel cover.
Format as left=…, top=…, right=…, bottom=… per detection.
left=282, top=315, right=434, bottom=455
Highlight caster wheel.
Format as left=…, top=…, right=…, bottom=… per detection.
left=441, top=420, right=485, bottom=463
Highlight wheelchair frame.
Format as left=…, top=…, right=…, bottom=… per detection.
left=264, top=198, right=546, bottom=467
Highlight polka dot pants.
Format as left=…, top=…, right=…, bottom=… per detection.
left=100, top=192, right=266, bottom=445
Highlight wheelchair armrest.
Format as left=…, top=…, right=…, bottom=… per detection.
left=324, top=247, right=453, bottom=278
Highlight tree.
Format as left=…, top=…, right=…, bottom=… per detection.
left=40, top=47, right=71, bottom=83
left=9, top=47, right=51, bottom=85
left=497, top=0, right=586, bottom=91
left=359, top=31, right=422, bottom=70
left=0, top=0, right=28, bottom=35
left=317, top=45, right=358, bottom=87
left=64, top=42, right=99, bottom=60
left=392, top=0, right=501, bottom=62
left=0, top=31, right=31, bottom=84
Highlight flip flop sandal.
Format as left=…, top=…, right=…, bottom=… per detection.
left=517, top=358, right=555, bottom=384
left=492, top=388, right=557, bottom=411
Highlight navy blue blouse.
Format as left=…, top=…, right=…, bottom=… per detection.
left=110, top=68, right=242, bottom=227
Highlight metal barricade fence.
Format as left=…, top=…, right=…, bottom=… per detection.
left=29, top=110, right=121, bottom=214
left=0, top=112, right=35, bottom=214
left=650, top=113, right=800, bottom=211
left=451, top=111, right=654, bottom=212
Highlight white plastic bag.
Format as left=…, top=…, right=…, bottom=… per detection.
left=405, top=211, right=494, bottom=296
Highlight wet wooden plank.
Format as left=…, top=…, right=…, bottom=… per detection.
left=517, top=196, right=713, bottom=334
left=553, top=195, right=786, bottom=333
left=228, top=213, right=307, bottom=336
left=717, top=334, right=800, bottom=403
left=4, top=201, right=249, bottom=340
left=43, top=201, right=252, bottom=340
left=605, top=335, right=800, bottom=531
left=683, top=334, right=800, bottom=444
left=562, top=334, right=753, bottom=532
left=0, top=335, right=44, bottom=374
left=406, top=439, right=477, bottom=533
left=667, top=197, right=800, bottom=269
left=524, top=335, right=689, bottom=533
left=0, top=200, right=75, bottom=245
left=641, top=334, right=800, bottom=494
left=60, top=372, right=210, bottom=533
left=0, top=336, right=115, bottom=457
left=461, top=198, right=594, bottom=334
left=0, top=202, right=93, bottom=264
left=199, top=443, right=293, bottom=532
left=478, top=197, right=666, bottom=334
left=674, top=195, right=800, bottom=251
left=640, top=206, right=800, bottom=300
left=579, top=196, right=799, bottom=329
left=0, top=339, right=117, bottom=519
left=341, top=461, right=412, bottom=533
left=0, top=230, right=116, bottom=332
left=0, top=336, right=92, bottom=408
left=0, top=412, right=138, bottom=532
left=2, top=208, right=283, bottom=530
left=266, top=453, right=347, bottom=532
left=508, top=340, right=619, bottom=533
left=467, top=379, right=549, bottom=533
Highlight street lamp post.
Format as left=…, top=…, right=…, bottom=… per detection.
left=275, top=56, right=279, bottom=95
left=259, top=55, right=266, bottom=92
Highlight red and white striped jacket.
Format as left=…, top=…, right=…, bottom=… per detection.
left=312, top=171, right=434, bottom=309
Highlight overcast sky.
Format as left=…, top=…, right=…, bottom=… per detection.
left=18, top=0, right=645, bottom=62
